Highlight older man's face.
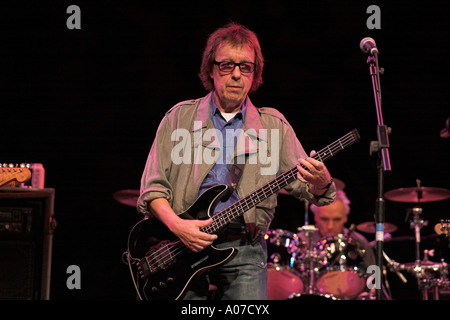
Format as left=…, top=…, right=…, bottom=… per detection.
left=314, top=199, right=348, bottom=238
left=210, top=42, right=255, bottom=113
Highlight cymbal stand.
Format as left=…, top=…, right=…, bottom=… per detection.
left=409, top=206, right=425, bottom=262
left=299, top=224, right=318, bottom=295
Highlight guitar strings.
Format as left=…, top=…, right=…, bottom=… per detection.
left=144, top=131, right=358, bottom=272
left=202, top=131, right=357, bottom=234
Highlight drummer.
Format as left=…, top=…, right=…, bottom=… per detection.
left=304, top=190, right=376, bottom=276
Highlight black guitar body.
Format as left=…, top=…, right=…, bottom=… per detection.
left=127, top=185, right=237, bottom=300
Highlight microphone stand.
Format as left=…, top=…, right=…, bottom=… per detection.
left=366, top=50, right=392, bottom=300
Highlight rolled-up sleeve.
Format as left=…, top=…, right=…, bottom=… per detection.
left=137, top=116, right=174, bottom=215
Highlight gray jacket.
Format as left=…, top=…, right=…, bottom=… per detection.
left=137, top=92, right=336, bottom=242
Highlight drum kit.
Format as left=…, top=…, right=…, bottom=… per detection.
left=382, top=181, right=450, bottom=300
left=266, top=179, right=450, bottom=300
left=265, top=225, right=369, bottom=300
left=113, top=180, right=450, bottom=300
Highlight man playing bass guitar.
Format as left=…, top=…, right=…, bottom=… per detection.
left=135, top=23, right=336, bottom=300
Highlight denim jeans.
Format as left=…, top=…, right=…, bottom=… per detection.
left=183, top=238, right=268, bottom=300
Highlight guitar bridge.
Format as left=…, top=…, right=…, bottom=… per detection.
left=136, top=240, right=174, bottom=279
left=136, top=257, right=152, bottom=279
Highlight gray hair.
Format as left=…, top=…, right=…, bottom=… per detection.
left=310, top=190, right=351, bottom=215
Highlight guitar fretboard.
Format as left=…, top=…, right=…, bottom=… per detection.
left=202, top=129, right=360, bottom=234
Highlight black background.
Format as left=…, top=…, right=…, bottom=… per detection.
left=2, top=1, right=449, bottom=300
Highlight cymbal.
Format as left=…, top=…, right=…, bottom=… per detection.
left=333, top=178, right=346, bottom=191
left=384, top=186, right=450, bottom=203
left=356, top=221, right=398, bottom=234
left=113, top=189, right=139, bottom=207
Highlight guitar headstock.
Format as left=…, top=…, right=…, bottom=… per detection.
left=351, top=128, right=361, bottom=141
left=0, top=163, right=32, bottom=187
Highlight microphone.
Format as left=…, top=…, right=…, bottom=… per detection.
left=360, top=37, right=379, bottom=55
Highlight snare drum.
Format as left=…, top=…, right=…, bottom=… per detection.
left=315, top=234, right=366, bottom=299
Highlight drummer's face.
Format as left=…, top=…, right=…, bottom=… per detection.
left=314, top=199, right=348, bottom=237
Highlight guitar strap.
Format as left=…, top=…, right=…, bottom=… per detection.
left=228, top=162, right=245, bottom=191
left=226, top=162, right=247, bottom=230
left=229, top=161, right=261, bottom=243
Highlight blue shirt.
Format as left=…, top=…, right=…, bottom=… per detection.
left=198, top=94, right=247, bottom=215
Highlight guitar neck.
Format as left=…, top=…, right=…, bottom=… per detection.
left=205, top=129, right=360, bottom=234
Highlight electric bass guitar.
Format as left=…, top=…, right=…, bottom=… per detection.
left=126, top=129, right=360, bottom=300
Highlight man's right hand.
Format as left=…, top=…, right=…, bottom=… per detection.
left=169, top=217, right=218, bottom=252
left=148, top=198, right=217, bottom=252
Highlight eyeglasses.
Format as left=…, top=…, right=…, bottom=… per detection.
left=213, top=60, right=256, bottom=73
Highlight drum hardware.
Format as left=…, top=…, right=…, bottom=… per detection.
left=297, top=224, right=319, bottom=295
left=403, top=259, right=448, bottom=300
left=266, top=229, right=299, bottom=252
left=384, top=180, right=450, bottom=262
left=408, top=206, right=428, bottom=262
left=288, top=292, right=338, bottom=300
left=382, top=251, right=407, bottom=284
left=265, top=228, right=299, bottom=268
left=435, top=219, right=449, bottom=237
left=384, top=248, right=449, bottom=300
left=270, top=252, right=282, bottom=265
left=267, top=226, right=370, bottom=299
left=269, top=179, right=450, bottom=300
left=383, top=182, right=450, bottom=299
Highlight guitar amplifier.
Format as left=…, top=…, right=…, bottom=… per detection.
left=0, top=188, right=56, bottom=300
